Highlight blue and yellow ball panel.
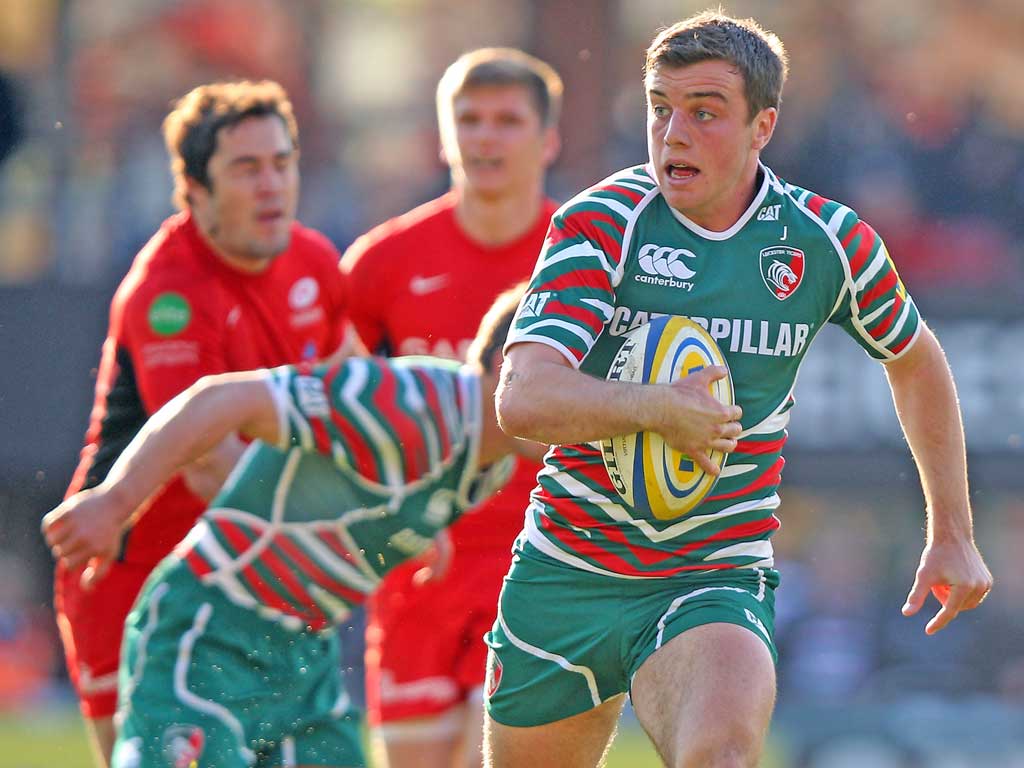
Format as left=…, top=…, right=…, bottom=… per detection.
left=602, top=316, right=734, bottom=521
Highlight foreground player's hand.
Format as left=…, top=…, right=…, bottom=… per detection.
left=41, top=486, right=127, bottom=574
left=657, top=366, right=743, bottom=475
left=902, top=537, right=993, bottom=634
left=412, top=529, right=453, bottom=586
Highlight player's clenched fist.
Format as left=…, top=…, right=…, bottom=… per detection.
left=41, top=486, right=129, bottom=574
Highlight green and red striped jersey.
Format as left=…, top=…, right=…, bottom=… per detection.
left=507, top=163, right=920, bottom=578
left=174, top=357, right=514, bottom=631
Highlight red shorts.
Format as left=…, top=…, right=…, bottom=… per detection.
left=364, top=546, right=510, bottom=726
left=54, top=559, right=155, bottom=718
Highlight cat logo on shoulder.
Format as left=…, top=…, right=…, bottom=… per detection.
left=759, top=246, right=804, bottom=301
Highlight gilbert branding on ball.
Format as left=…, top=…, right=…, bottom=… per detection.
left=600, top=315, right=734, bottom=520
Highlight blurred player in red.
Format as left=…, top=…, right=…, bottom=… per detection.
left=341, top=48, right=562, bottom=768
left=55, top=80, right=353, bottom=768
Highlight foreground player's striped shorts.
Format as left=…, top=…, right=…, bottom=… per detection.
left=485, top=541, right=779, bottom=728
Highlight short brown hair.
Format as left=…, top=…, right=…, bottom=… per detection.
left=645, top=11, right=788, bottom=120
left=437, top=47, right=563, bottom=129
left=162, top=80, right=299, bottom=210
left=467, top=281, right=530, bottom=374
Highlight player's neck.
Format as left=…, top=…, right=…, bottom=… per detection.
left=192, top=216, right=274, bottom=275
left=209, top=247, right=274, bottom=275
left=454, top=186, right=544, bottom=247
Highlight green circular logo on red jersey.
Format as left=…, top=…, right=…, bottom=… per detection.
left=148, top=292, right=191, bottom=336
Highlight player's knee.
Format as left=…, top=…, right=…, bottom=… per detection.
left=672, top=720, right=764, bottom=768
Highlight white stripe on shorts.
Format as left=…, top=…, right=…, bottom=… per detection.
left=174, top=602, right=256, bottom=765
left=654, top=568, right=769, bottom=649
left=115, top=582, right=170, bottom=727
left=498, top=609, right=601, bottom=707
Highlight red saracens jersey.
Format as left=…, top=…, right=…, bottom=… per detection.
left=341, top=191, right=557, bottom=551
left=67, top=211, right=349, bottom=565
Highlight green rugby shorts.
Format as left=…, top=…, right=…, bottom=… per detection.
left=484, top=541, right=779, bottom=727
left=111, top=557, right=363, bottom=768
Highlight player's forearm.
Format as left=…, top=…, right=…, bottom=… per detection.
left=885, top=326, right=973, bottom=541
left=103, top=375, right=277, bottom=524
left=496, top=355, right=665, bottom=444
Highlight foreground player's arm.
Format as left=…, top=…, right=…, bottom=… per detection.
left=884, top=324, right=993, bottom=634
left=42, top=372, right=280, bottom=570
left=498, top=342, right=741, bottom=475
left=181, top=433, right=248, bottom=501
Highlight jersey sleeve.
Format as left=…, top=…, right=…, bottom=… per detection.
left=504, top=196, right=625, bottom=367
left=120, top=273, right=231, bottom=414
left=828, top=216, right=921, bottom=361
left=338, top=234, right=388, bottom=353
left=263, top=363, right=337, bottom=454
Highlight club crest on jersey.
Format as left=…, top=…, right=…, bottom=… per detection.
left=162, top=724, right=205, bottom=768
left=759, top=246, right=804, bottom=301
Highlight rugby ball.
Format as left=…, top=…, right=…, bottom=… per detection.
left=600, top=315, right=734, bottom=520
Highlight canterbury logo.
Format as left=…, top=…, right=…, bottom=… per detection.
left=637, top=244, right=697, bottom=280
left=765, top=260, right=799, bottom=292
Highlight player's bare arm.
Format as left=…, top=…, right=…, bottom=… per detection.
left=497, top=342, right=742, bottom=474
left=42, top=372, right=281, bottom=571
left=182, top=432, right=248, bottom=501
left=883, top=323, right=993, bottom=634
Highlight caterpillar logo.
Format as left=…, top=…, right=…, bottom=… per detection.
left=635, top=243, right=697, bottom=291
left=606, top=307, right=811, bottom=358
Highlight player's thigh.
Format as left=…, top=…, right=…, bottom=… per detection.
left=631, top=623, right=776, bottom=767
left=370, top=703, right=465, bottom=768
left=374, top=735, right=457, bottom=768
left=83, top=716, right=115, bottom=768
left=373, top=695, right=486, bottom=768
left=455, top=689, right=485, bottom=768
left=484, top=694, right=625, bottom=768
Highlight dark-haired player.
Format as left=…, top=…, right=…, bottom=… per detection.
left=55, top=79, right=352, bottom=767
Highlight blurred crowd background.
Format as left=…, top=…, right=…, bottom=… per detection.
left=0, top=1, right=1022, bottom=765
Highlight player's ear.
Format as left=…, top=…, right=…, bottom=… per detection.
left=751, top=107, right=777, bottom=152
left=542, top=126, right=561, bottom=167
left=489, top=348, right=505, bottom=375
left=184, top=175, right=211, bottom=209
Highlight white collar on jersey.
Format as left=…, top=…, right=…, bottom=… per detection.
left=663, top=160, right=772, bottom=242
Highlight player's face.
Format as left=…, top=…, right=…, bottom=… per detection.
left=646, top=60, right=776, bottom=231
left=442, top=84, right=558, bottom=200
left=191, top=114, right=299, bottom=267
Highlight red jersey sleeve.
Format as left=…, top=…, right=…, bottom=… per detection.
left=339, top=233, right=389, bottom=353
left=119, top=270, right=231, bottom=414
